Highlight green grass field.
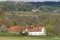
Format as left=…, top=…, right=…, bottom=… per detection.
left=0, top=36, right=60, bottom=40
left=0, top=32, right=60, bottom=40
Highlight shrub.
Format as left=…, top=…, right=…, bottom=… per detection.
left=45, top=24, right=54, bottom=35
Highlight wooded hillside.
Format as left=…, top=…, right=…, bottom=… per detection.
left=0, top=1, right=60, bottom=35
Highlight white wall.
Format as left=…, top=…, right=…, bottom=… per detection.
left=28, top=27, right=45, bottom=35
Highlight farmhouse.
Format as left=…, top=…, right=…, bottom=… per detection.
left=8, top=26, right=25, bottom=34
left=23, top=25, right=46, bottom=35
left=8, top=25, right=45, bottom=35
left=8, top=26, right=20, bottom=34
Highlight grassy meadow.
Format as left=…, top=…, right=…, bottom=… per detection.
left=0, top=35, right=60, bottom=40
left=0, top=32, right=60, bottom=40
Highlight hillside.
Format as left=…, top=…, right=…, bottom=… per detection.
left=0, top=1, right=60, bottom=11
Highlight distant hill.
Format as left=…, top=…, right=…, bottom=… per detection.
left=0, top=1, right=60, bottom=11
left=29, top=1, right=60, bottom=7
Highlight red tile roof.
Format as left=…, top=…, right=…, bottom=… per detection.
left=8, top=26, right=19, bottom=32
left=26, top=26, right=44, bottom=32
left=8, top=26, right=25, bottom=33
left=8, top=26, right=44, bottom=33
